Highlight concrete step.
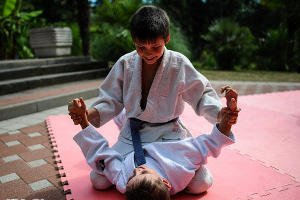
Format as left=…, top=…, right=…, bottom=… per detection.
left=0, top=78, right=104, bottom=121
left=0, top=68, right=110, bottom=95
left=0, top=61, right=106, bottom=81
left=0, top=56, right=91, bottom=69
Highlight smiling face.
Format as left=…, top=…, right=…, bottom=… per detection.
left=134, top=35, right=169, bottom=65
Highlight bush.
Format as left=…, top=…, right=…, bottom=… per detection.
left=292, top=29, right=300, bottom=72
left=69, top=23, right=83, bottom=56
left=195, top=50, right=218, bottom=70
left=167, top=23, right=192, bottom=59
left=91, top=0, right=192, bottom=62
left=202, top=18, right=257, bottom=70
left=256, top=24, right=289, bottom=71
left=0, top=0, right=42, bottom=59
left=91, top=0, right=140, bottom=62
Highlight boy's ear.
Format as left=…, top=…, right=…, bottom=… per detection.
left=165, top=34, right=170, bottom=44
left=161, top=178, right=172, bottom=190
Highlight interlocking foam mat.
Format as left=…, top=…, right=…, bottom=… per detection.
left=47, top=91, right=300, bottom=199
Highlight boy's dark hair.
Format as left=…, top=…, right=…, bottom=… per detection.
left=125, top=176, right=170, bottom=200
left=130, top=5, right=170, bottom=42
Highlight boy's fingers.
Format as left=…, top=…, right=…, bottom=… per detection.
left=228, top=98, right=237, bottom=111
left=79, top=97, right=86, bottom=110
left=73, top=99, right=81, bottom=107
left=220, top=85, right=231, bottom=94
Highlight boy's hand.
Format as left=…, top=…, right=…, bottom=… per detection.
left=221, top=98, right=240, bottom=125
left=217, top=98, right=240, bottom=136
left=220, top=85, right=238, bottom=109
left=68, top=98, right=89, bottom=129
left=217, top=85, right=239, bottom=122
left=68, top=98, right=86, bottom=116
left=69, top=113, right=83, bottom=125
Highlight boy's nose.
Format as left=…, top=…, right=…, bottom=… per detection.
left=143, top=48, right=152, bottom=56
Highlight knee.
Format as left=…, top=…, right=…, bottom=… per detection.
left=90, top=170, right=112, bottom=190
left=185, top=167, right=213, bottom=194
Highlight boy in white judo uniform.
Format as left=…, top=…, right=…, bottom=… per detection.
left=68, top=5, right=238, bottom=194
left=70, top=94, right=239, bottom=200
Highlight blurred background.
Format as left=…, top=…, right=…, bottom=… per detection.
left=0, top=0, right=299, bottom=73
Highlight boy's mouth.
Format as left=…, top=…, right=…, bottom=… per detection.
left=145, top=57, right=156, bottom=61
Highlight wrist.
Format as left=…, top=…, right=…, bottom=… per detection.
left=80, top=115, right=90, bottom=129
left=217, top=122, right=231, bottom=137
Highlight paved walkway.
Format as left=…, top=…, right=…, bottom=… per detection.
left=0, top=80, right=300, bottom=200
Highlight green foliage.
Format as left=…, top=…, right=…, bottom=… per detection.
left=166, top=23, right=192, bottom=59
left=69, top=23, right=83, bottom=56
left=0, top=0, right=42, bottom=59
left=2, top=0, right=17, bottom=17
left=257, top=24, right=289, bottom=71
left=292, top=29, right=300, bottom=72
left=91, top=0, right=192, bottom=62
left=197, top=50, right=218, bottom=70
left=91, top=0, right=141, bottom=61
left=202, top=18, right=257, bottom=70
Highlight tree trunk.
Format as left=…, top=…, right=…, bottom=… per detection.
left=76, top=0, right=90, bottom=56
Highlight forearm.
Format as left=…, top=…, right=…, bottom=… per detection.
left=87, top=108, right=101, bottom=127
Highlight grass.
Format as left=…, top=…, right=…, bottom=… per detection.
left=197, top=69, right=300, bottom=82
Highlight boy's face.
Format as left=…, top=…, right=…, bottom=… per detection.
left=126, top=165, right=171, bottom=190
left=134, top=35, right=170, bottom=65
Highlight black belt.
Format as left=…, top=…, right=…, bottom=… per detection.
left=130, top=117, right=179, bottom=128
left=129, top=117, right=179, bottom=166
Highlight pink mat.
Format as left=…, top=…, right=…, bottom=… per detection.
left=47, top=91, right=300, bottom=199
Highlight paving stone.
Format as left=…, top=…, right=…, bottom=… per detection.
left=262, top=85, right=273, bottom=94
left=5, top=140, right=21, bottom=147
left=0, top=140, right=6, bottom=150
left=278, top=85, right=288, bottom=92
left=2, top=154, right=21, bottom=163
left=29, top=179, right=54, bottom=191
left=0, top=132, right=27, bottom=143
left=0, top=144, right=28, bottom=157
left=20, top=123, right=45, bottom=134
left=28, top=144, right=45, bottom=151
left=42, top=141, right=52, bottom=150
left=23, top=185, right=65, bottom=200
left=0, top=179, right=32, bottom=200
left=19, top=148, right=53, bottom=162
left=27, top=159, right=47, bottom=168
left=4, top=123, right=28, bottom=131
left=8, top=130, right=21, bottom=135
left=244, top=84, right=257, bottom=95
left=0, top=160, right=31, bottom=177
left=47, top=175, right=64, bottom=189
left=44, top=156, right=55, bottom=166
left=28, top=132, right=42, bottom=138
left=0, top=128, right=9, bottom=135
left=0, top=173, right=20, bottom=183
left=18, top=164, right=57, bottom=184
left=19, top=135, right=49, bottom=146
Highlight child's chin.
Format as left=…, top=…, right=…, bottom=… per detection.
left=144, top=58, right=158, bottom=64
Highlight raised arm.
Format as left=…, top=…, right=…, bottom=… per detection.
left=70, top=98, right=128, bottom=193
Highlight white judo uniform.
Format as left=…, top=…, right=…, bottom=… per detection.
left=74, top=123, right=235, bottom=195
left=91, top=47, right=222, bottom=156
left=88, top=47, right=223, bottom=193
